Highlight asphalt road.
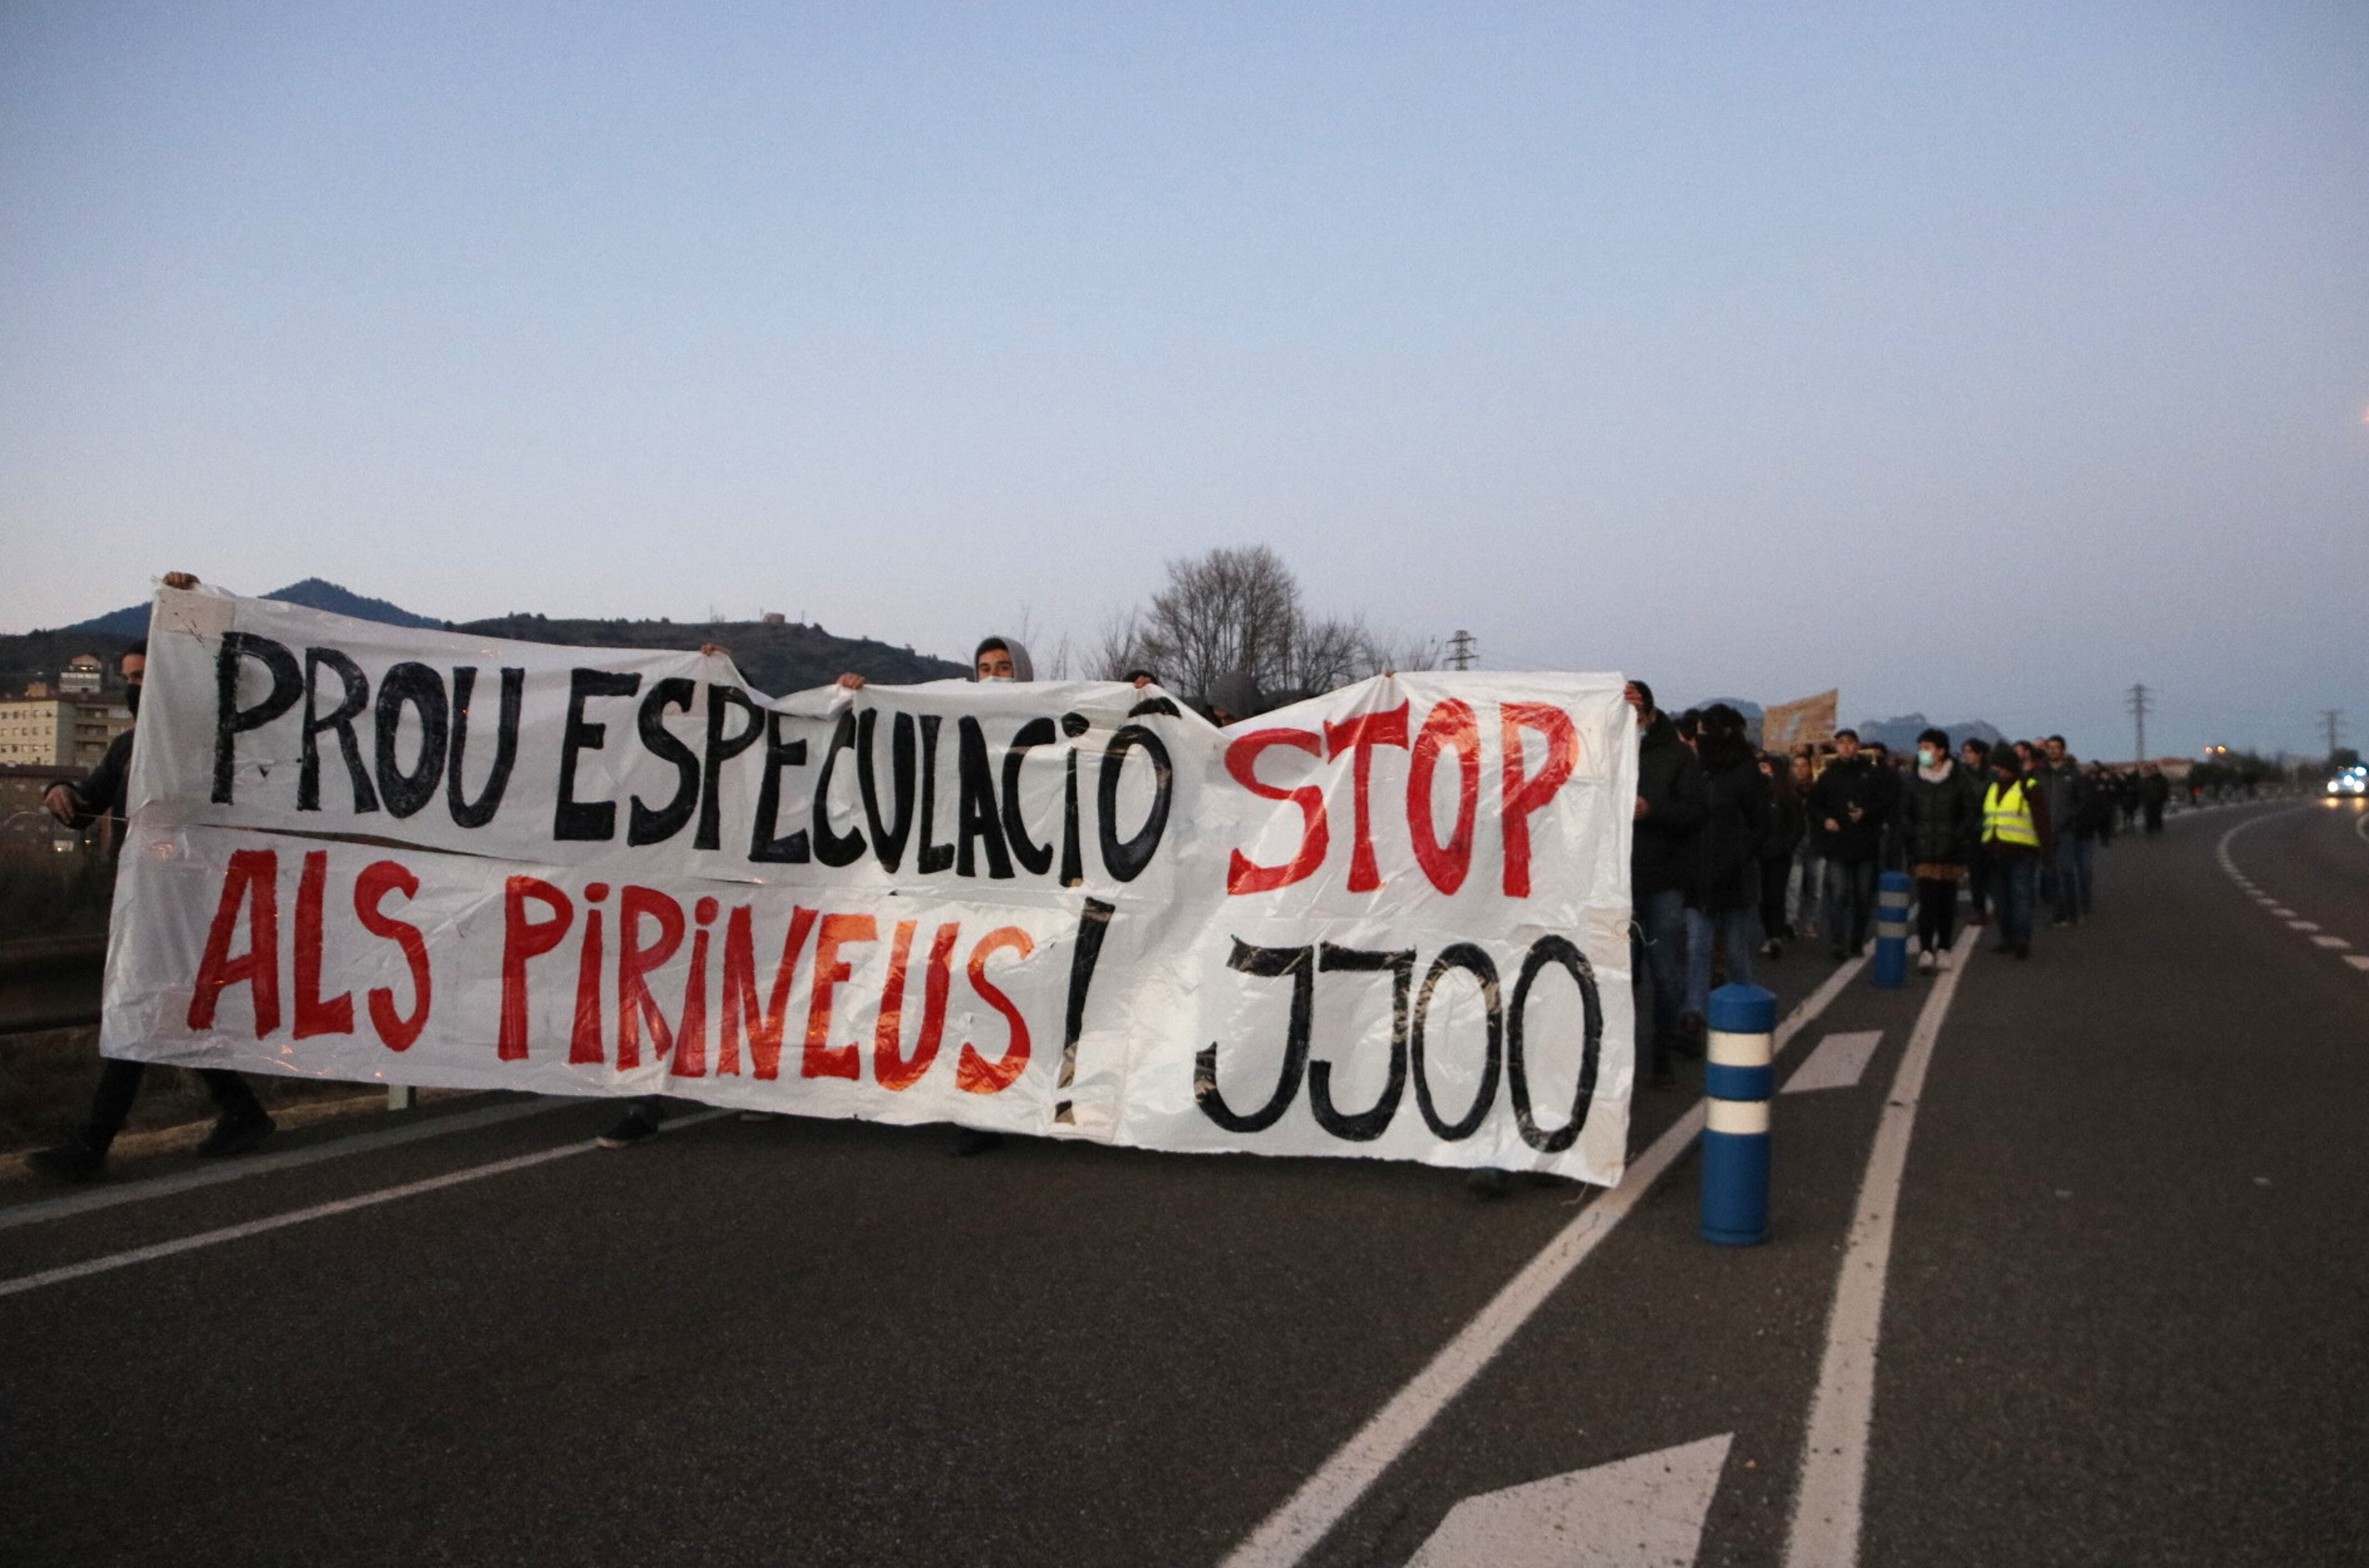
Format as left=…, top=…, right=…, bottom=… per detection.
left=3, top=798, right=2362, bottom=1566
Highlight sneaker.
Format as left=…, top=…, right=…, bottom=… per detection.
left=26, top=1140, right=106, bottom=1184
left=596, top=1108, right=663, bottom=1148
left=1466, top=1168, right=1512, bottom=1199
left=1916, top=949, right=1936, bottom=974
left=195, top=1112, right=275, bottom=1158
left=952, top=1127, right=1004, bottom=1157
left=1933, top=951, right=1951, bottom=971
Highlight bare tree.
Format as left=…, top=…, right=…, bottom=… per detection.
left=1087, top=608, right=1151, bottom=682
left=1136, top=544, right=1304, bottom=701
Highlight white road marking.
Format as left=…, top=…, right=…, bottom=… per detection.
left=2287, top=920, right=2320, bottom=931
left=1, top=1094, right=578, bottom=1233
left=2311, top=935, right=2350, bottom=949
left=1783, top=1032, right=1884, bottom=1095
left=1220, top=956, right=1870, bottom=1568
left=1783, top=937, right=1978, bottom=1568
left=0, top=1110, right=733, bottom=1300
left=2347, top=956, right=2369, bottom=971
left=1406, top=1434, right=1732, bottom=1568
left=2269, top=908, right=2297, bottom=919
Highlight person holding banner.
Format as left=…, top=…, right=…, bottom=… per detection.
left=28, top=580, right=279, bottom=1184
left=1626, top=680, right=1705, bottom=1089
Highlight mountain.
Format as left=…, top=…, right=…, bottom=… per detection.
left=1853, top=712, right=2006, bottom=752
left=450, top=613, right=962, bottom=694
left=6, top=580, right=964, bottom=698
left=63, top=577, right=446, bottom=637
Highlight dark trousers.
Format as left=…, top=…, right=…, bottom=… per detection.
left=1821, top=858, right=1877, bottom=951
left=1964, top=843, right=1989, bottom=921
left=1634, top=887, right=1689, bottom=1066
left=1758, top=853, right=1793, bottom=941
left=1988, top=853, right=2038, bottom=950
left=1915, top=875, right=1961, bottom=953
left=84, top=1058, right=265, bottom=1150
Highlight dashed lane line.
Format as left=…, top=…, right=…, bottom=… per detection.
left=1217, top=955, right=1869, bottom=1568
left=1783, top=935, right=1980, bottom=1568
left=0, top=1110, right=733, bottom=1300
left=2214, top=808, right=2363, bottom=977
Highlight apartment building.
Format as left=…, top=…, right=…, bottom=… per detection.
left=0, top=695, right=134, bottom=768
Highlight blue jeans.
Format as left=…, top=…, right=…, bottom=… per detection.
left=1821, top=858, right=1876, bottom=952
left=1635, top=888, right=1688, bottom=1063
left=1790, top=842, right=1825, bottom=934
left=2051, top=837, right=2093, bottom=920
left=1989, top=854, right=2037, bottom=950
left=1685, top=903, right=1762, bottom=1018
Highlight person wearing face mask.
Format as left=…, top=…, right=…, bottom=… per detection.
left=28, top=575, right=279, bottom=1184
left=1901, top=728, right=1978, bottom=972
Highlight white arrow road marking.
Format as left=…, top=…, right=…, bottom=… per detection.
left=1221, top=955, right=1870, bottom=1568
left=1783, top=1032, right=1883, bottom=1095
left=1406, top=1434, right=1733, bottom=1568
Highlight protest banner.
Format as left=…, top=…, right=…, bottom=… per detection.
left=105, top=588, right=1638, bottom=1183
left=1761, top=689, right=1838, bottom=752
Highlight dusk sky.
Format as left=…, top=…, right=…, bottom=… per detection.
left=4, top=2, right=2363, bottom=760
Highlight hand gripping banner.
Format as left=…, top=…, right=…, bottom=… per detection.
left=105, top=587, right=1639, bottom=1183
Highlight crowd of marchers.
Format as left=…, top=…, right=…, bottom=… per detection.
left=1621, top=679, right=2179, bottom=1090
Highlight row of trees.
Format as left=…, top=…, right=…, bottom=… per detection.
left=1065, top=545, right=1440, bottom=702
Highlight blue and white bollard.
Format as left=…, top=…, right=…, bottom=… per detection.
left=1701, top=982, right=1777, bottom=1246
left=1872, top=870, right=1912, bottom=988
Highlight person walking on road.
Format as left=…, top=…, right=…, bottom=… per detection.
left=28, top=581, right=279, bottom=1184
left=1902, top=727, right=1978, bottom=972
left=1959, top=738, right=1993, bottom=928
left=1787, top=750, right=1824, bottom=942
left=1980, top=749, right=2052, bottom=961
left=1757, top=751, right=1804, bottom=959
left=1686, top=705, right=1771, bottom=1001
left=1808, top=729, right=1881, bottom=959
left=2035, top=735, right=2092, bottom=928
left=1626, top=680, right=1705, bottom=1089
left=2141, top=763, right=2171, bottom=835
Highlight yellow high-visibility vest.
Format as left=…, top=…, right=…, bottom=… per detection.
left=1983, top=780, right=2040, bottom=848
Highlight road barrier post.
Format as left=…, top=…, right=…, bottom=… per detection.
left=1872, top=870, right=1912, bottom=987
left=1701, top=982, right=1776, bottom=1246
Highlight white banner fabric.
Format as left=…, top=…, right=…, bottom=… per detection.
left=105, top=588, right=1638, bottom=1183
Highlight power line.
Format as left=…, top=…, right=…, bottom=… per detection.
left=2127, top=683, right=2151, bottom=763
left=1445, top=629, right=1476, bottom=671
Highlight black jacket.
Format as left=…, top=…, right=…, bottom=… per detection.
left=1692, top=737, right=1771, bottom=914
left=1807, top=756, right=1882, bottom=863
left=1902, top=762, right=1980, bottom=866
left=1632, top=715, right=1706, bottom=898
left=58, top=727, right=135, bottom=837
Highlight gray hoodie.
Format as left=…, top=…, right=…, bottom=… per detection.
left=972, top=637, right=1034, bottom=682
